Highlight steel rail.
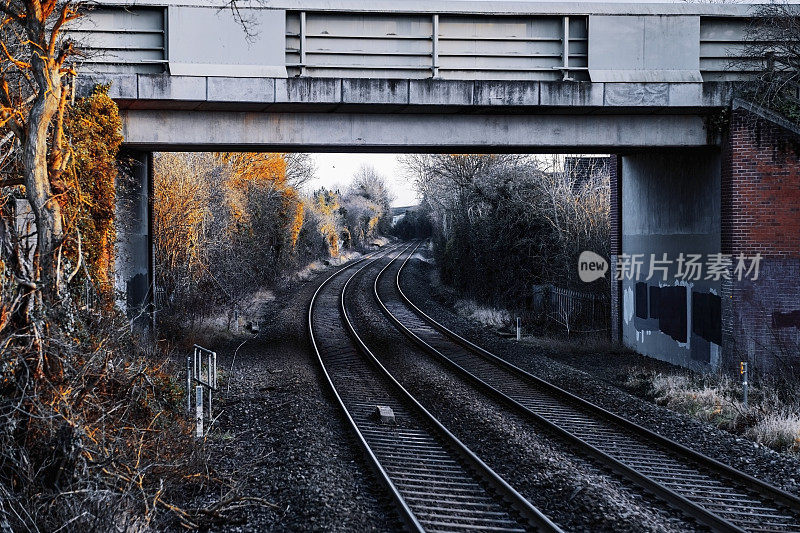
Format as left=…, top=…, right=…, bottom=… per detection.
left=341, top=244, right=561, bottom=532
left=372, top=241, right=800, bottom=533
left=309, top=243, right=561, bottom=532
left=308, top=244, right=422, bottom=531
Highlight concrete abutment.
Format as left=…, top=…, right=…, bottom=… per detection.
left=115, top=150, right=154, bottom=331
left=610, top=104, right=800, bottom=375
left=611, top=149, right=723, bottom=371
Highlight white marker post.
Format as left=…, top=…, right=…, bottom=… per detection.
left=186, top=354, right=192, bottom=412
left=195, top=386, right=204, bottom=437
left=516, top=317, right=521, bottom=341
left=206, top=350, right=212, bottom=417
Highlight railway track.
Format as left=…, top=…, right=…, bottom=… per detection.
left=308, top=244, right=561, bottom=532
left=373, top=241, right=800, bottom=533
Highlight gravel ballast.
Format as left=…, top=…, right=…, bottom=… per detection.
left=187, top=260, right=398, bottom=532
left=399, top=247, right=800, bottom=498
left=178, top=245, right=800, bottom=531
left=346, top=252, right=701, bottom=532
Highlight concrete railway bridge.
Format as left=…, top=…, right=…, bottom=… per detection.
left=76, top=0, right=800, bottom=374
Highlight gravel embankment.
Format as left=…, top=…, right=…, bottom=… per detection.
left=346, top=253, right=700, bottom=532
left=177, top=245, right=800, bottom=532
left=185, top=260, right=398, bottom=532
left=400, top=248, right=800, bottom=498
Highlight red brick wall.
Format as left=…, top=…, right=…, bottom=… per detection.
left=721, top=107, right=800, bottom=374
left=722, top=109, right=800, bottom=257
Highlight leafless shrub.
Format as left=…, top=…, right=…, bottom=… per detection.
left=454, top=298, right=512, bottom=329
left=153, top=155, right=394, bottom=338
left=0, top=306, right=220, bottom=531
left=404, top=154, right=610, bottom=333
left=340, top=164, right=394, bottom=248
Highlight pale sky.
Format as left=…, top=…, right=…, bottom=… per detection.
left=305, top=153, right=420, bottom=208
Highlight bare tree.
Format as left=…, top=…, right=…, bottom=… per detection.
left=742, top=2, right=800, bottom=118
left=348, top=164, right=393, bottom=206
left=341, top=164, right=393, bottom=245
left=284, top=152, right=316, bottom=188
left=0, top=0, right=81, bottom=299
left=405, top=153, right=610, bottom=327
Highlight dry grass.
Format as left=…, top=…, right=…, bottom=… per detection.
left=0, top=302, right=273, bottom=532
left=649, top=374, right=741, bottom=429
left=627, top=370, right=800, bottom=455
left=293, top=251, right=363, bottom=282
left=370, top=236, right=390, bottom=247
left=454, top=299, right=512, bottom=329
left=746, top=412, right=800, bottom=453
left=411, top=249, right=434, bottom=265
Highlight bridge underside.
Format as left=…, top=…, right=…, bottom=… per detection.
left=77, top=76, right=731, bottom=151
left=121, top=110, right=711, bottom=153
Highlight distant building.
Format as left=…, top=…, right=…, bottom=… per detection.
left=390, top=205, right=417, bottom=226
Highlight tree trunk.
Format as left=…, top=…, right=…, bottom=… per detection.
left=24, top=56, right=64, bottom=296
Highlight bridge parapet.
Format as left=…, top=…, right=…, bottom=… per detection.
left=72, top=1, right=764, bottom=85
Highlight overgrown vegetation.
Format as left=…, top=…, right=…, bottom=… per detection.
left=627, top=370, right=800, bottom=455
left=390, top=205, right=433, bottom=240
left=0, top=2, right=279, bottom=527
left=404, top=154, right=610, bottom=334
left=63, top=85, right=122, bottom=292
left=0, top=79, right=215, bottom=529
left=153, top=156, right=393, bottom=336
left=740, top=3, right=800, bottom=123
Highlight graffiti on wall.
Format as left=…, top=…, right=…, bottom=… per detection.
left=633, top=282, right=722, bottom=362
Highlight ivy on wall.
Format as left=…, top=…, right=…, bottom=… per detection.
left=63, top=84, right=124, bottom=290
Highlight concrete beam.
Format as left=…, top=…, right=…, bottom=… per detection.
left=120, top=110, right=711, bottom=151
left=77, top=75, right=734, bottom=114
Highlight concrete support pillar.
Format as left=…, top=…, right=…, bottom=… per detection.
left=611, top=108, right=799, bottom=378
left=618, top=149, right=722, bottom=371
left=609, top=155, right=622, bottom=344
left=115, top=150, right=154, bottom=331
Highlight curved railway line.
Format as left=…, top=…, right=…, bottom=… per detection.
left=308, top=244, right=561, bottom=532
left=372, top=241, right=800, bottom=533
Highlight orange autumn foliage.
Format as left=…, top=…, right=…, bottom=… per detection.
left=215, top=152, right=304, bottom=250
left=287, top=190, right=304, bottom=249
left=314, top=189, right=342, bottom=257
left=63, top=85, right=123, bottom=290
left=216, top=152, right=289, bottom=190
